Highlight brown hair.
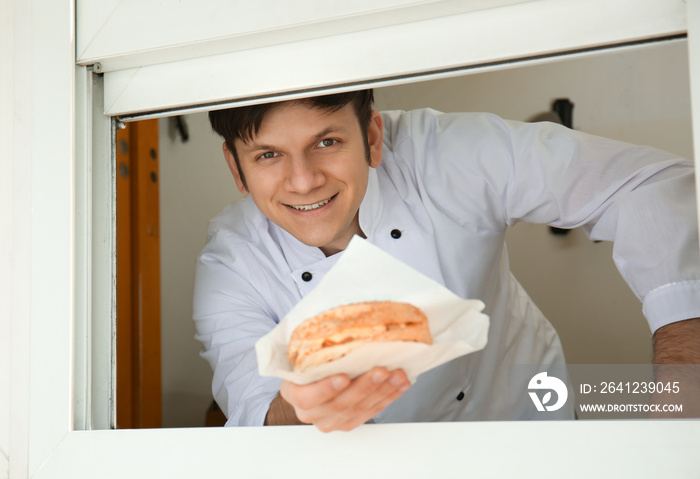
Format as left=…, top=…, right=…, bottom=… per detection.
left=209, top=90, right=375, bottom=189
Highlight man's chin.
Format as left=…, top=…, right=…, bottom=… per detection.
left=290, top=232, right=330, bottom=249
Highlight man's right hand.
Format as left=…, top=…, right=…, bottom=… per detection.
left=273, top=367, right=411, bottom=432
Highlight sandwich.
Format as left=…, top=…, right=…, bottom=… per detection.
left=287, top=301, right=432, bottom=372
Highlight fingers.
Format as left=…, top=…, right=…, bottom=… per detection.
left=326, top=368, right=408, bottom=417
left=329, top=369, right=411, bottom=432
left=280, top=374, right=351, bottom=413
left=282, top=368, right=411, bottom=433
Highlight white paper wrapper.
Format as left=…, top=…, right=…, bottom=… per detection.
left=255, top=236, right=489, bottom=384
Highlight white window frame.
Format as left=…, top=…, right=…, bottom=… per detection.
left=4, top=1, right=700, bottom=478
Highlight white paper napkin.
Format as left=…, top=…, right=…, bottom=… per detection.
left=255, top=236, right=489, bottom=384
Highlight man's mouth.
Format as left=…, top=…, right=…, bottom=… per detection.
left=288, top=195, right=335, bottom=212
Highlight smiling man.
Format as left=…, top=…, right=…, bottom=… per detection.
left=222, top=99, right=383, bottom=257
left=194, top=90, right=700, bottom=431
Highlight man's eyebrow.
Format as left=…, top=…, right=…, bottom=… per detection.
left=310, top=124, right=347, bottom=143
left=241, top=124, right=349, bottom=153
left=239, top=142, right=276, bottom=154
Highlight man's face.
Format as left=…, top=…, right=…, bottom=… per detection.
left=224, top=102, right=383, bottom=256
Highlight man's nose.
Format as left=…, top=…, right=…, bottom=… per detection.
left=285, top=155, right=324, bottom=193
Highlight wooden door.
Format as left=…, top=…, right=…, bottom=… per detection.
left=115, top=119, right=162, bottom=429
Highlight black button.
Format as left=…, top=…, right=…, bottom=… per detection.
left=456, top=392, right=465, bottom=401
left=301, top=272, right=313, bottom=282
left=390, top=229, right=402, bottom=239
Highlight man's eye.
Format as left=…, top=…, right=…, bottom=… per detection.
left=258, top=152, right=277, bottom=160
left=317, top=138, right=337, bottom=148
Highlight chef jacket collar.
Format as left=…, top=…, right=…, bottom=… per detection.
left=358, top=166, right=383, bottom=240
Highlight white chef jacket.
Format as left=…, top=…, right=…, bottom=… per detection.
left=193, top=109, right=700, bottom=427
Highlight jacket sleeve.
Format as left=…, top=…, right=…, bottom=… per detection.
left=193, top=232, right=282, bottom=427
left=409, top=110, right=700, bottom=333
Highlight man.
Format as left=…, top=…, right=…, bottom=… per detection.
left=194, top=90, right=700, bottom=432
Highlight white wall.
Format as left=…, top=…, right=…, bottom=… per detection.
left=159, top=115, right=244, bottom=427
left=159, top=39, right=691, bottom=427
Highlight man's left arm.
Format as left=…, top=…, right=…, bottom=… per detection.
left=653, top=317, right=700, bottom=364
left=652, top=318, right=700, bottom=417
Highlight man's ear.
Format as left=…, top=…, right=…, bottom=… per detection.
left=222, top=142, right=248, bottom=195
left=367, top=110, right=384, bottom=168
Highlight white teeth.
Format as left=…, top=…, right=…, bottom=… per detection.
left=290, top=197, right=331, bottom=211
